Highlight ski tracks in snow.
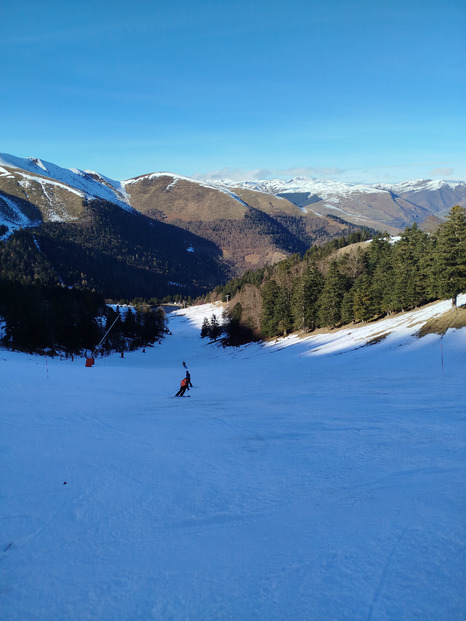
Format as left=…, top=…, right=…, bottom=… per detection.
left=365, top=521, right=412, bottom=621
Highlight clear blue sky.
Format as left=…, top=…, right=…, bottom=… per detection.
left=1, top=0, right=465, bottom=183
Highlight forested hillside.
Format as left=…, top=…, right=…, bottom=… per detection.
left=0, top=197, right=226, bottom=354
left=0, top=279, right=167, bottom=355
left=211, top=206, right=466, bottom=340
left=1, top=157, right=371, bottom=299
left=1, top=155, right=464, bottom=357
left=0, top=199, right=227, bottom=300
left=124, top=173, right=372, bottom=276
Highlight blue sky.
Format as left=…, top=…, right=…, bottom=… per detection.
left=1, top=0, right=465, bottom=183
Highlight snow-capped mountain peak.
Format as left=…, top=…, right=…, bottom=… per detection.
left=0, top=153, right=131, bottom=211
left=375, top=178, right=466, bottom=194
left=212, top=177, right=388, bottom=200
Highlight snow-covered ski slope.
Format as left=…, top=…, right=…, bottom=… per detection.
left=1, top=297, right=465, bottom=620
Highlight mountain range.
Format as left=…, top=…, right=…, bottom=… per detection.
left=1, top=153, right=465, bottom=299
left=216, top=176, right=466, bottom=232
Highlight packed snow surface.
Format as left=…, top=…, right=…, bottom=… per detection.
left=1, top=298, right=465, bottom=620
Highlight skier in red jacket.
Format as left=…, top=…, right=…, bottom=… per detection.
left=175, top=376, right=190, bottom=397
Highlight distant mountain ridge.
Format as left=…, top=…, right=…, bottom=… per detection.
left=216, top=175, right=465, bottom=198
left=1, top=152, right=465, bottom=235
left=0, top=155, right=228, bottom=299
left=1, top=152, right=465, bottom=300
left=215, top=177, right=466, bottom=231
left=0, top=154, right=363, bottom=284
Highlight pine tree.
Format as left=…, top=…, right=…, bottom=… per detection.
left=366, top=232, right=391, bottom=273
left=200, top=316, right=210, bottom=338
left=260, top=279, right=282, bottom=337
left=371, top=255, right=396, bottom=316
left=352, top=273, right=374, bottom=322
left=291, top=261, right=324, bottom=331
left=340, top=288, right=355, bottom=325
left=209, top=314, right=223, bottom=340
left=123, top=308, right=137, bottom=338
left=318, top=261, right=348, bottom=327
left=432, top=205, right=466, bottom=307
left=390, top=223, right=430, bottom=311
left=275, top=285, right=293, bottom=336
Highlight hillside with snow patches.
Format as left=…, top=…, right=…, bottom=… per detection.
left=216, top=177, right=466, bottom=228
left=1, top=297, right=465, bottom=619
left=123, top=172, right=249, bottom=208
left=0, top=153, right=130, bottom=207
left=1, top=152, right=466, bottom=235
left=0, top=153, right=132, bottom=237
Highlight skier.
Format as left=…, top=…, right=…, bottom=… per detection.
left=175, top=376, right=190, bottom=397
left=185, top=369, right=193, bottom=388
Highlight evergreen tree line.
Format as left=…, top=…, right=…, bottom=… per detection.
left=220, top=206, right=466, bottom=339
left=103, top=304, right=167, bottom=354
left=213, top=228, right=374, bottom=303
left=0, top=279, right=167, bottom=355
left=200, top=303, right=260, bottom=347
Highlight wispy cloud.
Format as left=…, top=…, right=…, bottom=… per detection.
left=191, top=162, right=466, bottom=185
left=195, top=166, right=346, bottom=181
left=429, top=167, right=454, bottom=177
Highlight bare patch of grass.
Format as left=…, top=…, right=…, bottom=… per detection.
left=364, top=333, right=389, bottom=346
left=417, top=305, right=466, bottom=337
